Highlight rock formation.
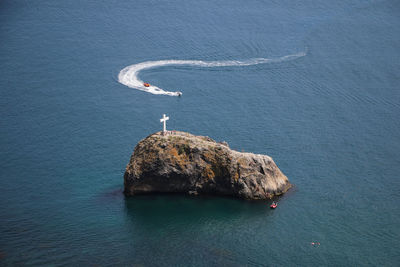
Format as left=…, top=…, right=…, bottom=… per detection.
left=124, top=131, right=291, bottom=200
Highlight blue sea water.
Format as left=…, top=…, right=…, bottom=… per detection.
left=1, top=0, right=399, bottom=265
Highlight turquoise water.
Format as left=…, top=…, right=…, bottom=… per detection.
left=1, top=0, right=399, bottom=265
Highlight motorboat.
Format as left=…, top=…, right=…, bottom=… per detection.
left=270, top=201, right=277, bottom=209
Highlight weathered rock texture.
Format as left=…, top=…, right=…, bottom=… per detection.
left=124, top=131, right=291, bottom=199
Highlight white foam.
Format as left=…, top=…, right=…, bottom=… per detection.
left=118, top=52, right=306, bottom=96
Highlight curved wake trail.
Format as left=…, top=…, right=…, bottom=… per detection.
left=118, top=52, right=306, bottom=96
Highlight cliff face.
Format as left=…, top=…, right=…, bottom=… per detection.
left=124, top=131, right=291, bottom=200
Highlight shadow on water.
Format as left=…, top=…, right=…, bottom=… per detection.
left=123, top=193, right=278, bottom=227
left=95, top=187, right=293, bottom=266
left=121, top=193, right=287, bottom=266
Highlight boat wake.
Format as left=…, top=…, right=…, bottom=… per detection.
left=118, top=52, right=306, bottom=96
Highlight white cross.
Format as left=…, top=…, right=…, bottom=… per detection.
left=160, top=114, right=169, bottom=134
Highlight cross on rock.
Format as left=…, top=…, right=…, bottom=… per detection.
left=160, top=114, right=169, bottom=135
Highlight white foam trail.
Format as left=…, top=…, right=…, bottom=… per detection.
left=118, top=52, right=306, bottom=96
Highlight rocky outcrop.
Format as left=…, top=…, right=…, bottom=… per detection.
left=124, top=131, right=291, bottom=200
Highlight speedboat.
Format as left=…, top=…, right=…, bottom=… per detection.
left=270, top=202, right=277, bottom=209
left=143, top=83, right=150, bottom=87
left=177, top=91, right=182, bottom=96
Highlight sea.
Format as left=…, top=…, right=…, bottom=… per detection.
left=1, top=0, right=399, bottom=265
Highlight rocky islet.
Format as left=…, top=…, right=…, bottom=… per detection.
left=124, top=131, right=291, bottom=199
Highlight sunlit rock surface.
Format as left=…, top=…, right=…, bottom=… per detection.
left=124, top=131, right=291, bottom=199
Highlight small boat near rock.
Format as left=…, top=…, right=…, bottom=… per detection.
left=270, top=201, right=277, bottom=209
